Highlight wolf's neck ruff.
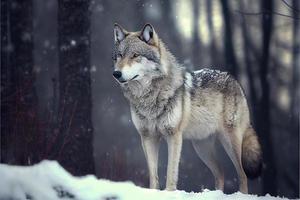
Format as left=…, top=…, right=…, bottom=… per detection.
left=122, top=49, right=186, bottom=120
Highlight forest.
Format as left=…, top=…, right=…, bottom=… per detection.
left=1, top=0, right=299, bottom=198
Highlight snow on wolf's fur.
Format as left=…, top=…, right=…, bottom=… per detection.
left=0, top=161, right=288, bottom=200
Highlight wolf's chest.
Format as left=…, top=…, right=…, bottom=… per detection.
left=131, top=98, right=183, bottom=137
left=138, top=116, right=180, bottom=137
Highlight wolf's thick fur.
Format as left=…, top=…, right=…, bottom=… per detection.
left=112, top=23, right=262, bottom=193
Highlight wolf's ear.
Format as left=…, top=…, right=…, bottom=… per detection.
left=140, top=24, right=157, bottom=45
left=114, top=23, right=127, bottom=43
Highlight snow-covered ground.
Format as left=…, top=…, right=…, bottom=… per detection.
left=0, top=160, right=290, bottom=200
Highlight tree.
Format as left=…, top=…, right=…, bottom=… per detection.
left=291, top=0, right=299, bottom=130
left=239, top=0, right=258, bottom=120
left=56, top=0, right=95, bottom=176
left=220, top=0, right=238, bottom=77
left=192, top=0, right=201, bottom=66
left=289, top=0, right=300, bottom=195
left=1, top=0, right=39, bottom=165
left=1, top=0, right=10, bottom=164
left=259, top=0, right=277, bottom=195
left=160, top=0, right=183, bottom=59
left=206, top=0, right=218, bottom=66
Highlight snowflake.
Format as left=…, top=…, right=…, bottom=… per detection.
left=70, top=40, right=76, bottom=46
left=90, top=65, right=97, bottom=72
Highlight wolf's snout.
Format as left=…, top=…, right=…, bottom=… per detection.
left=113, top=71, right=122, bottom=79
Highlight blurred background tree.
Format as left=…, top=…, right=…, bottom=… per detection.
left=55, top=0, right=95, bottom=176
left=1, top=0, right=39, bottom=165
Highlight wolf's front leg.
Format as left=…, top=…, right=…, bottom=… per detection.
left=166, top=133, right=183, bottom=191
left=141, top=135, right=160, bottom=189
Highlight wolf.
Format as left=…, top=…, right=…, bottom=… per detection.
left=112, top=23, right=262, bottom=193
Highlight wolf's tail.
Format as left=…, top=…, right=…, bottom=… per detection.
left=242, top=126, right=262, bottom=179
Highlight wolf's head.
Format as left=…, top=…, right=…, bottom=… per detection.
left=112, top=23, right=166, bottom=84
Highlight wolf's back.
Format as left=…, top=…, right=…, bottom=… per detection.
left=191, top=68, right=231, bottom=89
left=190, top=68, right=244, bottom=97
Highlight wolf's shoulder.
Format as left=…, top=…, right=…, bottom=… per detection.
left=190, top=68, right=238, bottom=92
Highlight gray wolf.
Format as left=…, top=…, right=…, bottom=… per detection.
left=112, top=23, right=262, bottom=193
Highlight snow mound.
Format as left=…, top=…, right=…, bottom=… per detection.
left=0, top=160, right=289, bottom=200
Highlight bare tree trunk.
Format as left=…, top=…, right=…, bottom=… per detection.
left=206, top=0, right=217, bottom=66
left=1, top=0, right=10, bottom=163
left=290, top=1, right=300, bottom=196
left=134, top=0, right=145, bottom=29
left=57, top=0, right=95, bottom=175
left=220, top=0, right=238, bottom=77
left=239, top=1, right=258, bottom=119
left=291, top=0, right=299, bottom=128
left=1, top=0, right=39, bottom=165
left=259, top=0, right=277, bottom=195
left=192, top=0, right=201, bottom=66
left=160, top=0, right=183, bottom=59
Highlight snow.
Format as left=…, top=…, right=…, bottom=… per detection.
left=0, top=161, right=289, bottom=200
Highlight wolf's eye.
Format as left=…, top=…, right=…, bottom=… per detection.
left=117, top=53, right=123, bottom=58
left=132, top=53, right=139, bottom=58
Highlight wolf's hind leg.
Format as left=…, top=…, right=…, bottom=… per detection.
left=192, top=136, right=224, bottom=191
left=141, top=135, right=161, bottom=189
left=218, top=131, right=248, bottom=193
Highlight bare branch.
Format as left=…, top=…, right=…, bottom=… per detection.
left=281, top=0, right=300, bottom=13
left=235, top=10, right=300, bottom=20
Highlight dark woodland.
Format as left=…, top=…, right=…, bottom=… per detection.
left=0, top=0, right=299, bottom=198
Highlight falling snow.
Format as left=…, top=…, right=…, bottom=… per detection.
left=71, top=40, right=76, bottom=46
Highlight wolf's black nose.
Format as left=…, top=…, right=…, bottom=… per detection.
left=113, top=71, right=122, bottom=79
